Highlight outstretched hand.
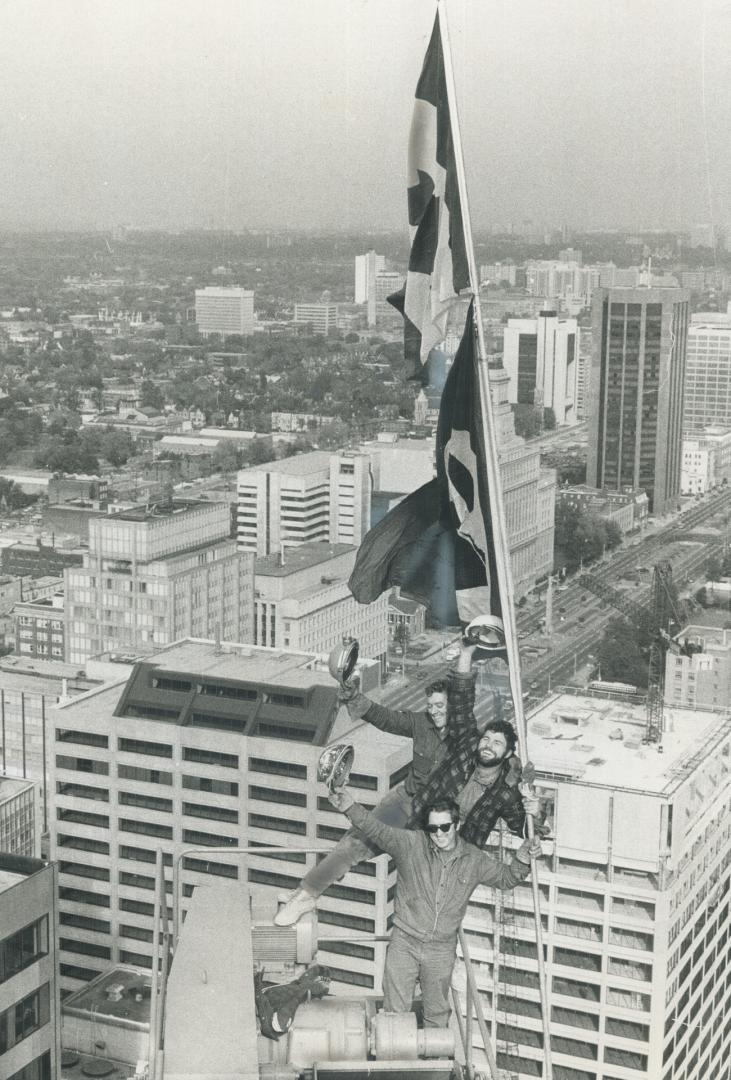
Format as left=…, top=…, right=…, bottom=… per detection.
left=328, top=786, right=355, bottom=813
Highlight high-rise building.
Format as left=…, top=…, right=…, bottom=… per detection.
left=254, top=541, right=388, bottom=664
left=64, top=501, right=254, bottom=665
left=502, top=311, right=579, bottom=425
left=237, top=451, right=371, bottom=557
left=0, top=852, right=60, bottom=1080
left=683, top=309, right=731, bottom=432
left=587, top=287, right=690, bottom=514
left=354, top=251, right=385, bottom=304
left=194, top=287, right=255, bottom=338
left=458, top=689, right=731, bottom=1080
left=49, top=639, right=410, bottom=995
left=0, top=775, right=40, bottom=856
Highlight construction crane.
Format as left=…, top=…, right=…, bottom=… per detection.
left=577, top=560, right=688, bottom=744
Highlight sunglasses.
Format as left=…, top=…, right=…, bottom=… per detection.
left=426, top=822, right=455, bottom=834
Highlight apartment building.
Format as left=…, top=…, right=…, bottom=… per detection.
left=457, top=690, right=731, bottom=1080
left=14, top=593, right=65, bottom=662
left=0, top=853, right=60, bottom=1080
left=503, top=311, right=579, bottom=425
left=194, top=287, right=254, bottom=338
left=237, top=451, right=371, bottom=557
left=49, top=639, right=411, bottom=996
left=664, top=625, right=731, bottom=712
left=64, top=501, right=254, bottom=664
left=254, top=542, right=388, bottom=664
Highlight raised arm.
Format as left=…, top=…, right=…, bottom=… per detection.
left=446, top=643, right=478, bottom=736
left=339, top=683, right=416, bottom=738
left=328, top=786, right=414, bottom=860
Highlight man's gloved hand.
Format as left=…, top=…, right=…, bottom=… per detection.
left=516, top=836, right=543, bottom=863
left=522, top=792, right=540, bottom=818
left=338, top=677, right=359, bottom=703
left=521, top=761, right=536, bottom=786
left=328, top=785, right=355, bottom=813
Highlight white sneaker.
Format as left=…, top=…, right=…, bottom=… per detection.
left=274, top=887, right=317, bottom=926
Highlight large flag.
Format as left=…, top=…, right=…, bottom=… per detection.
left=349, top=304, right=503, bottom=632
left=388, top=12, right=471, bottom=382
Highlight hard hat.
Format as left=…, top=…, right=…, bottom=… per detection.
left=328, top=637, right=359, bottom=686
left=317, top=743, right=355, bottom=790
left=462, top=615, right=506, bottom=654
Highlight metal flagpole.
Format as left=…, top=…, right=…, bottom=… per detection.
left=437, top=3, right=553, bottom=1075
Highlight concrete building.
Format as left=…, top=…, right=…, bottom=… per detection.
left=683, top=309, right=731, bottom=432
left=61, top=966, right=151, bottom=1077
left=576, top=324, right=592, bottom=420
left=293, top=303, right=339, bottom=335
left=254, top=542, right=388, bottom=664
left=48, top=639, right=411, bottom=995
left=665, top=624, right=731, bottom=711
left=14, top=592, right=65, bottom=662
left=237, top=451, right=371, bottom=557
left=47, top=475, right=108, bottom=507
left=64, top=501, right=254, bottom=665
left=194, top=287, right=254, bottom=338
left=587, top=287, right=690, bottom=514
left=0, top=853, right=60, bottom=1080
left=0, top=775, right=40, bottom=856
left=358, top=433, right=436, bottom=495
left=502, top=311, right=579, bottom=425
left=1, top=541, right=84, bottom=581
left=557, top=485, right=648, bottom=536
left=681, top=426, right=731, bottom=494
left=458, top=689, right=731, bottom=1080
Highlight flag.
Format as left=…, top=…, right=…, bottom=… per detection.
left=349, top=304, right=503, bottom=633
left=388, top=12, right=472, bottom=382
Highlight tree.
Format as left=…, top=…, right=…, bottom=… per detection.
left=706, top=555, right=723, bottom=582
left=140, top=380, right=165, bottom=411
left=597, top=617, right=649, bottom=688
left=512, top=404, right=542, bottom=439
left=543, top=407, right=557, bottom=430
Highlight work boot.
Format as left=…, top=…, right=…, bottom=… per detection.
left=274, top=887, right=317, bottom=926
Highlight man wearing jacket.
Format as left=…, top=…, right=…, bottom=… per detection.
left=329, top=785, right=542, bottom=1028
left=275, top=643, right=480, bottom=926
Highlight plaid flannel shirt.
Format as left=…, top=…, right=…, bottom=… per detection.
left=409, top=725, right=527, bottom=848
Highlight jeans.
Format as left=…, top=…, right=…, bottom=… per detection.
left=382, top=926, right=457, bottom=1028
left=302, top=782, right=413, bottom=896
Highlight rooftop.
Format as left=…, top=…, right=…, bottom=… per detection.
left=255, top=542, right=354, bottom=577
left=0, top=852, right=47, bottom=896
left=239, top=450, right=333, bottom=477
left=529, top=691, right=729, bottom=793
left=109, top=499, right=212, bottom=522
left=63, top=966, right=151, bottom=1030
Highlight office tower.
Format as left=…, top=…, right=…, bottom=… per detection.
left=681, top=427, right=731, bottom=494
left=194, top=287, right=254, bottom=337
left=354, top=251, right=385, bottom=304
left=587, top=287, right=689, bottom=514
left=49, top=639, right=411, bottom=994
left=0, top=853, right=59, bottom=1079
left=237, top=451, right=371, bottom=557
left=293, top=303, right=339, bottom=334
left=458, top=688, right=731, bottom=1080
left=683, top=310, right=731, bottom=432
left=64, top=501, right=254, bottom=665
left=502, top=311, right=579, bottom=425
left=576, top=324, right=592, bottom=419
left=254, top=541, right=388, bottom=663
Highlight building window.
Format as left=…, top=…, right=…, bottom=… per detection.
left=118, top=764, right=173, bottom=785
left=59, top=861, right=110, bottom=882
left=55, top=755, right=109, bottom=775
left=318, top=909, right=375, bottom=934
left=0, top=984, right=50, bottom=1055
left=59, top=886, right=110, bottom=908
left=119, top=818, right=173, bottom=840
left=183, top=746, right=238, bottom=769
left=183, top=802, right=239, bottom=824
left=8, top=1051, right=52, bottom=1080
left=119, top=924, right=154, bottom=944
left=119, top=845, right=172, bottom=866
left=249, top=785, right=306, bottom=808
left=248, top=757, right=307, bottom=780
left=56, top=729, right=108, bottom=748
left=183, top=857, right=239, bottom=880
left=118, top=737, right=173, bottom=758
left=0, top=918, right=49, bottom=984
left=56, top=781, right=108, bottom=802
left=248, top=868, right=300, bottom=890
left=59, top=937, right=111, bottom=960
left=182, top=829, right=238, bottom=847
left=59, top=913, right=110, bottom=935
left=182, top=775, right=239, bottom=797
left=120, top=791, right=173, bottom=814
left=248, top=813, right=306, bottom=836
left=327, top=966, right=374, bottom=989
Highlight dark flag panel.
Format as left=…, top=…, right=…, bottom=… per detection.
left=350, top=305, right=503, bottom=636
left=388, top=13, right=471, bottom=382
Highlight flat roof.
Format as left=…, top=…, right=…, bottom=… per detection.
left=240, top=450, right=331, bottom=477
left=529, top=691, right=729, bottom=793
left=63, top=965, right=151, bottom=1029
left=255, top=542, right=354, bottom=577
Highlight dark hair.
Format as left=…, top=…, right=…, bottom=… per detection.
left=425, top=678, right=449, bottom=698
left=479, top=719, right=518, bottom=754
left=421, top=797, right=461, bottom=830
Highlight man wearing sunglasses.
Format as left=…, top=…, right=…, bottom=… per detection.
left=275, top=641, right=480, bottom=927
left=328, top=784, right=542, bottom=1029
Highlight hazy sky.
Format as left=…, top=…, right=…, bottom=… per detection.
left=1, top=0, right=729, bottom=233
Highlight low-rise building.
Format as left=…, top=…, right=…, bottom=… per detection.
left=681, top=427, right=731, bottom=494
left=254, top=542, right=388, bottom=666
left=14, top=592, right=65, bottom=662
left=557, top=484, right=646, bottom=535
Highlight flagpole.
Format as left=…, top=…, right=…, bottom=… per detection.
left=437, top=4, right=553, bottom=1076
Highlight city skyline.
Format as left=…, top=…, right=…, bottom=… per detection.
left=1, top=0, right=730, bottom=233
